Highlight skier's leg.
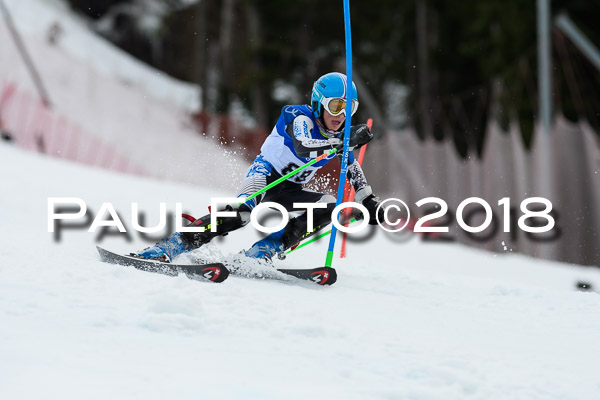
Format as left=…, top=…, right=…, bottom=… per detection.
left=136, top=156, right=271, bottom=262
left=178, top=204, right=250, bottom=248
left=135, top=207, right=250, bottom=262
left=281, top=198, right=335, bottom=249
left=245, top=189, right=336, bottom=260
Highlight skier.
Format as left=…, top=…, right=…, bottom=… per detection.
left=135, top=72, right=385, bottom=262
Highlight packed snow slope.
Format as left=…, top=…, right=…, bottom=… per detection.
left=1, top=142, right=600, bottom=400
left=3, top=0, right=199, bottom=111
left=1, top=0, right=247, bottom=189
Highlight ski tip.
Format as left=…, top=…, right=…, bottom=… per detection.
left=312, top=267, right=337, bottom=286
left=96, top=245, right=113, bottom=262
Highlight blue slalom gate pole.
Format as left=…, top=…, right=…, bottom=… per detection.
left=324, top=0, right=353, bottom=267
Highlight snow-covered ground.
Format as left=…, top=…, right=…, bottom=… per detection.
left=0, top=0, right=247, bottom=189
left=1, top=142, right=600, bottom=400
left=3, top=0, right=199, bottom=111
left=2, top=1, right=600, bottom=398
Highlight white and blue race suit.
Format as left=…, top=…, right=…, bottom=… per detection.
left=236, top=104, right=371, bottom=211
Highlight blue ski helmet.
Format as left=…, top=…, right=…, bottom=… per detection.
left=311, top=72, right=358, bottom=119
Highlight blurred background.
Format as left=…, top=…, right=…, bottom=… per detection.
left=1, top=0, right=599, bottom=267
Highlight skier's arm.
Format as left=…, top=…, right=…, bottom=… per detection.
left=286, top=115, right=334, bottom=158
left=339, top=123, right=375, bottom=198
left=346, top=160, right=371, bottom=201
left=345, top=144, right=384, bottom=225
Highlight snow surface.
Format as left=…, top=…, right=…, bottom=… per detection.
left=1, top=142, right=600, bottom=400
left=3, top=0, right=200, bottom=111
left=0, top=0, right=247, bottom=190
left=1, top=1, right=600, bottom=398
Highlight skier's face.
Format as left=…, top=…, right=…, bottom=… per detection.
left=323, top=109, right=345, bottom=132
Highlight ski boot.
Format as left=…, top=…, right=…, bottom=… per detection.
left=245, top=230, right=285, bottom=261
left=245, top=203, right=336, bottom=262
left=135, top=205, right=250, bottom=262
left=134, top=232, right=187, bottom=263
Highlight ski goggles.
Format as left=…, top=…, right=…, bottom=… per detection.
left=321, top=97, right=359, bottom=116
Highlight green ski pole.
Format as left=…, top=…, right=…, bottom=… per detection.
left=240, top=148, right=338, bottom=206
left=285, top=216, right=360, bottom=255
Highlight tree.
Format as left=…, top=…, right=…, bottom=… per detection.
left=65, top=0, right=600, bottom=156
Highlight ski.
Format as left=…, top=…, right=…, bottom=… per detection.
left=276, top=267, right=337, bottom=285
left=96, top=246, right=229, bottom=283
left=97, top=247, right=335, bottom=285
left=187, top=254, right=338, bottom=286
